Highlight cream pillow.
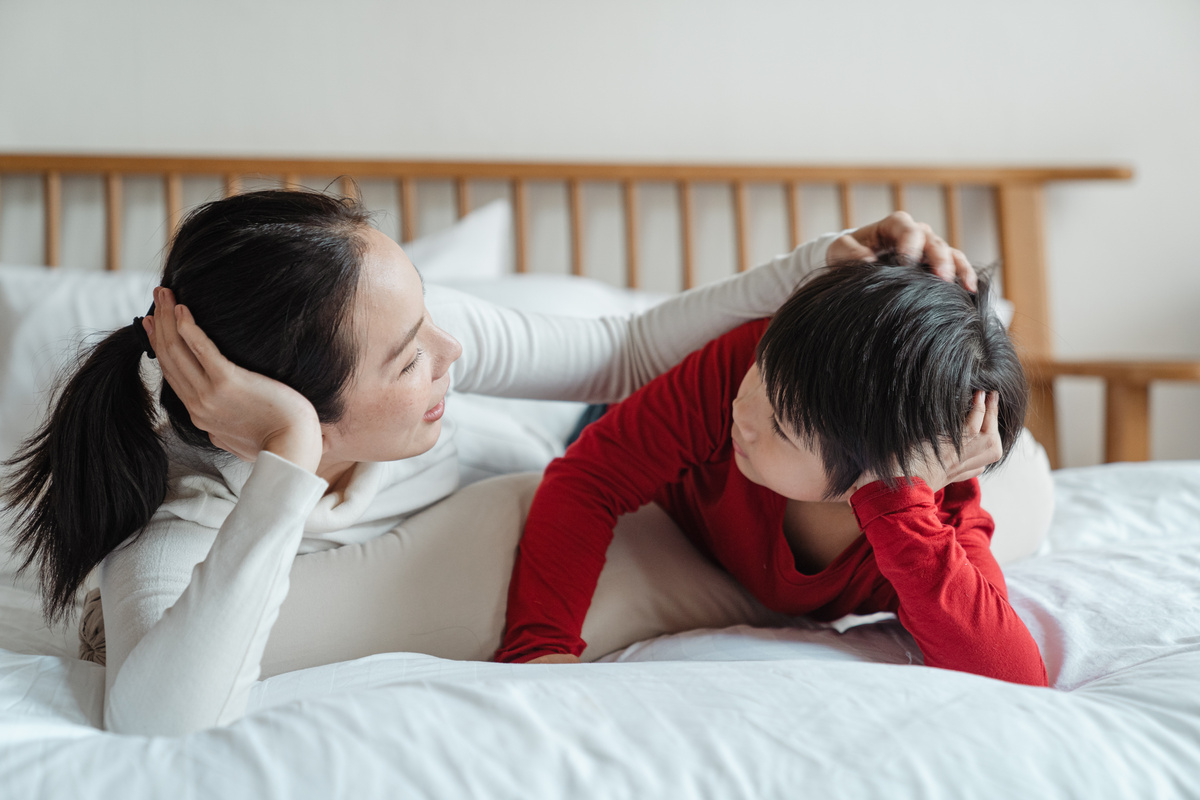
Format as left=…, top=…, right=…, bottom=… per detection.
left=261, top=430, right=1053, bottom=675
left=262, top=472, right=779, bottom=675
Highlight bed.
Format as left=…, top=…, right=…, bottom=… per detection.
left=3, top=154, right=1199, bottom=799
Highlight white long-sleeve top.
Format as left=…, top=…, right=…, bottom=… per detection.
left=98, top=234, right=838, bottom=736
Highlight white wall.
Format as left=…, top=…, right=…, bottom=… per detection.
left=1, top=0, right=1198, bottom=467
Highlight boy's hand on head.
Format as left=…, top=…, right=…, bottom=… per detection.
left=851, top=391, right=1002, bottom=497
left=827, top=211, right=978, bottom=292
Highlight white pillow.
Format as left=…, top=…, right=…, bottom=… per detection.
left=402, top=199, right=512, bottom=280
left=0, top=266, right=160, bottom=464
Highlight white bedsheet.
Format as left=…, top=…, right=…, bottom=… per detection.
left=3, top=461, right=1199, bottom=799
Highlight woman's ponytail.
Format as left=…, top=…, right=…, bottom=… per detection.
left=2, top=324, right=168, bottom=624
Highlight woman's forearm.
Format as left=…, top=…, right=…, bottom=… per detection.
left=101, top=452, right=327, bottom=735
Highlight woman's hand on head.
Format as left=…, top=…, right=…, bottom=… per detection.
left=851, top=391, right=1002, bottom=496
left=144, top=287, right=325, bottom=473
left=826, top=211, right=978, bottom=292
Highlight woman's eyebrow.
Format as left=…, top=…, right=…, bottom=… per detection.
left=382, top=317, right=424, bottom=368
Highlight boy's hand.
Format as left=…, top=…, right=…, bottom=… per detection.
left=827, top=211, right=977, bottom=292
left=525, top=654, right=582, bottom=664
left=852, top=391, right=1001, bottom=496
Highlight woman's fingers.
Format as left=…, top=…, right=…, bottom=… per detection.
left=153, top=288, right=209, bottom=395
left=174, top=304, right=232, bottom=382
left=953, top=249, right=978, bottom=292
left=920, top=229, right=955, bottom=282
left=829, top=233, right=876, bottom=263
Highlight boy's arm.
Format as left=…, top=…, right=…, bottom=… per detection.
left=493, top=321, right=763, bottom=664
left=850, top=478, right=1049, bottom=687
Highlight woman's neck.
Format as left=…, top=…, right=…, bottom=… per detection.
left=316, top=459, right=357, bottom=498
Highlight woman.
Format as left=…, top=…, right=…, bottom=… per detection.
left=2, top=189, right=973, bottom=736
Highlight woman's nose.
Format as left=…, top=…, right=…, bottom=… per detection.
left=431, top=328, right=463, bottom=381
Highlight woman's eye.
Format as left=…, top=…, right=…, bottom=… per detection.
left=400, top=348, right=424, bottom=376
left=770, top=417, right=788, bottom=440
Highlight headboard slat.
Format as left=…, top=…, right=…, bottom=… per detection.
left=838, top=182, right=854, bottom=229
left=733, top=181, right=750, bottom=273
left=105, top=173, right=122, bottom=272
left=785, top=181, right=801, bottom=250
left=44, top=171, right=61, bottom=268
left=165, top=173, right=183, bottom=240
left=943, top=184, right=963, bottom=250
left=456, top=178, right=470, bottom=220
left=567, top=179, right=584, bottom=278
left=512, top=179, right=529, bottom=274
left=678, top=181, right=695, bottom=290
left=399, top=179, right=417, bottom=243
left=622, top=181, right=639, bottom=288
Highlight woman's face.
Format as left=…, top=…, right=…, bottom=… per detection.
left=730, top=362, right=853, bottom=503
left=317, top=228, right=463, bottom=477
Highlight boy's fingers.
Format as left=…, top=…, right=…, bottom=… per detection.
left=965, top=390, right=987, bottom=434
left=983, top=391, right=1000, bottom=434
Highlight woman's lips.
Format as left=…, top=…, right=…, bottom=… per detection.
left=731, top=434, right=747, bottom=458
left=423, top=398, right=446, bottom=423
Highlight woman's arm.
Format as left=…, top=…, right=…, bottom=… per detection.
left=101, top=452, right=327, bottom=735
left=435, top=212, right=975, bottom=403
left=432, top=233, right=839, bottom=402
left=99, top=289, right=329, bottom=736
left=850, top=477, right=1048, bottom=686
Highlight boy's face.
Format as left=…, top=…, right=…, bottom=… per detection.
left=731, top=363, right=853, bottom=503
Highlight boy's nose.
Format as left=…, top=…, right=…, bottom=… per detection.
left=731, top=398, right=756, bottom=442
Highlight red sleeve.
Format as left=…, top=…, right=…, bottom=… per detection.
left=850, top=477, right=1049, bottom=687
left=493, top=320, right=766, bottom=663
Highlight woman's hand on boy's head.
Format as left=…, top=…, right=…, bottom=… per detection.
left=851, top=391, right=1002, bottom=497
left=827, top=211, right=978, bottom=292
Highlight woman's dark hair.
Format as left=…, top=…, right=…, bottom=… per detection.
left=756, top=255, right=1028, bottom=499
left=1, top=190, right=371, bottom=623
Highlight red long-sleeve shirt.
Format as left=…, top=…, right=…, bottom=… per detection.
left=496, top=319, right=1048, bottom=687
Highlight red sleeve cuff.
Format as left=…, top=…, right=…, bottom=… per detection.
left=849, top=478, right=938, bottom=529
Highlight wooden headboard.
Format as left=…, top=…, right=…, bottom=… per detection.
left=0, top=153, right=1150, bottom=467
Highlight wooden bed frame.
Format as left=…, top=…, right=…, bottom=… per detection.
left=1, top=153, right=1176, bottom=469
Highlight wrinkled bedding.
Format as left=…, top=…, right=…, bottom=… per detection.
left=2, top=461, right=1199, bottom=799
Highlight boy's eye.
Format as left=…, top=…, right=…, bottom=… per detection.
left=770, top=417, right=788, bottom=440
left=400, top=348, right=424, bottom=376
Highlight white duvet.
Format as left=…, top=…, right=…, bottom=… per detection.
left=2, top=460, right=1199, bottom=800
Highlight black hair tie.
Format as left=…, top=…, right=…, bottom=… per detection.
left=132, top=301, right=156, bottom=360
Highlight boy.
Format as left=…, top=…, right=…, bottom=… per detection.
left=495, top=258, right=1047, bottom=686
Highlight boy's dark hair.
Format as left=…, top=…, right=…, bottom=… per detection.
left=755, top=256, right=1028, bottom=499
